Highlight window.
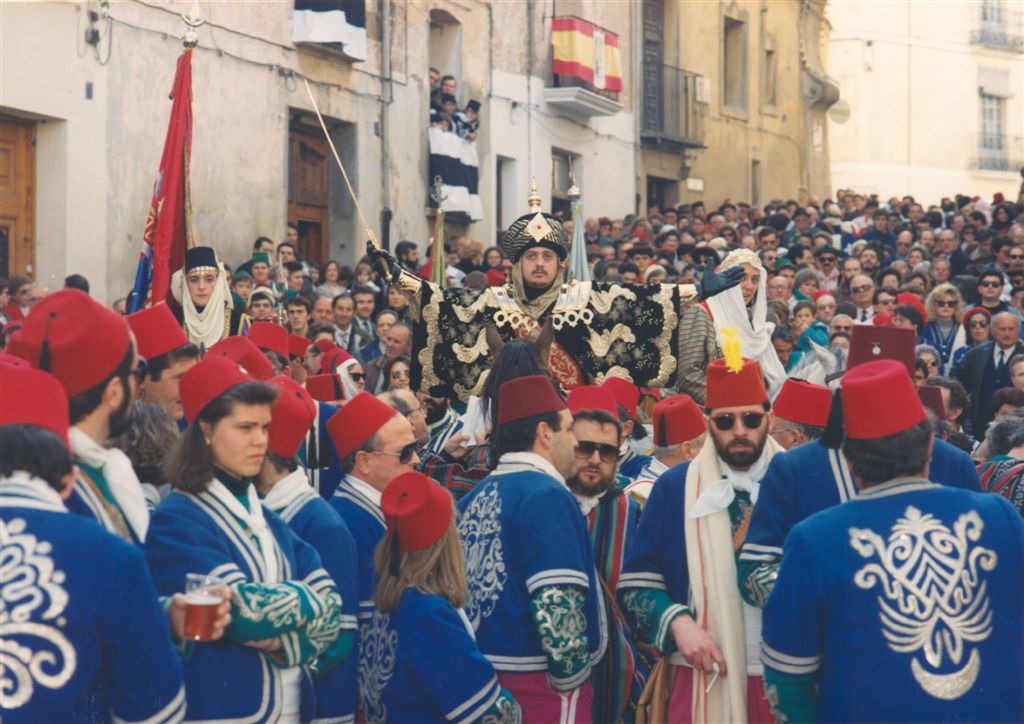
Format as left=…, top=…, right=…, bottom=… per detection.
left=751, top=159, right=762, bottom=206
left=723, top=17, right=747, bottom=111
left=979, top=93, right=1007, bottom=169
left=551, top=149, right=579, bottom=218
left=762, top=48, right=777, bottom=107
left=496, top=157, right=517, bottom=231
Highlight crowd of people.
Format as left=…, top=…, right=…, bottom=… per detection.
left=428, top=68, right=480, bottom=140
left=2, top=184, right=1023, bottom=723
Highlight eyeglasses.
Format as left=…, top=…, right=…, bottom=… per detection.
left=390, top=369, right=410, bottom=380
left=935, top=300, right=957, bottom=308
left=1009, top=254, right=1024, bottom=261
left=364, top=441, right=418, bottom=465
left=574, top=440, right=619, bottom=463
left=923, top=359, right=939, bottom=369
left=969, top=321, right=989, bottom=328
left=851, top=284, right=873, bottom=294
left=818, top=256, right=836, bottom=263
left=711, top=412, right=765, bottom=431
left=980, top=281, right=1002, bottom=288
left=348, top=372, right=365, bottom=382
left=877, top=298, right=896, bottom=306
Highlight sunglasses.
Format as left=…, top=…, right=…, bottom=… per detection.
left=877, top=298, right=895, bottom=306
left=851, top=284, right=873, bottom=294
left=390, top=369, right=410, bottom=380
left=575, top=440, right=619, bottom=463
left=711, top=412, right=765, bottom=431
left=1009, top=254, right=1024, bottom=261
left=818, top=256, right=836, bottom=263
left=969, top=321, right=989, bottom=328
left=349, top=372, right=365, bottom=382
left=131, top=356, right=149, bottom=379
left=935, top=300, right=957, bottom=308
left=980, top=281, right=1002, bottom=288
left=365, top=441, right=418, bottom=465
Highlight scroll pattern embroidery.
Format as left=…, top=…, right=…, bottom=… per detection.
left=0, top=518, right=77, bottom=709
left=459, top=482, right=508, bottom=629
left=358, top=614, right=397, bottom=724
left=849, top=506, right=996, bottom=700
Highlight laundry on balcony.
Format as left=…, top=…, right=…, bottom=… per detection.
left=427, top=126, right=482, bottom=221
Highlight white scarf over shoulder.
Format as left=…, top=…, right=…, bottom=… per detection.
left=69, top=426, right=150, bottom=542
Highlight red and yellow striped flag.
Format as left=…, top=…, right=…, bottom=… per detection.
left=551, top=17, right=623, bottom=92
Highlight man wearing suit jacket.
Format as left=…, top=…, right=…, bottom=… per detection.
left=952, top=311, right=1024, bottom=440
left=332, top=294, right=372, bottom=353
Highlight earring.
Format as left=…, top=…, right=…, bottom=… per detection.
left=204, top=437, right=211, bottom=445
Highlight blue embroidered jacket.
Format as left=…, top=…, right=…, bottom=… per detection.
left=305, top=401, right=344, bottom=500
left=738, top=437, right=981, bottom=607
left=271, top=481, right=360, bottom=723
left=456, top=463, right=608, bottom=687
left=359, top=589, right=507, bottom=723
left=330, top=475, right=387, bottom=625
left=762, top=479, right=1024, bottom=723
left=145, top=490, right=333, bottom=722
left=1, top=474, right=184, bottom=723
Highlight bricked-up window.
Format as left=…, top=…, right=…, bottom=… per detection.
left=723, top=16, right=747, bottom=111
left=763, top=47, right=777, bottom=108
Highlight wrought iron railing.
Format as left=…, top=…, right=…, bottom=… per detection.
left=641, top=64, right=705, bottom=148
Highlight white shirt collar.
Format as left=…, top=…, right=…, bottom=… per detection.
left=494, top=451, right=566, bottom=486
left=346, top=474, right=383, bottom=508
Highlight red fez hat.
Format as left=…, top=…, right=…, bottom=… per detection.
left=321, top=347, right=353, bottom=374
left=812, top=290, right=835, bottom=302
left=918, top=385, right=946, bottom=420
left=326, top=391, right=397, bottom=459
left=248, top=322, right=289, bottom=360
left=773, top=379, right=831, bottom=427
left=601, top=377, right=640, bottom=416
left=497, top=375, right=566, bottom=426
left=8, top=290, right=130, bottom=396
left=126, top=305, right=189, bottom=360
left=652, top=394, right=706, bottom=446
left=705, top=358, right=768, bottom=410
left=848, top=325, right=915, bottom=377
left=485, top=269, right=506, bottom=287
left=180, top=355, right=254, bottom=423
left=288, top=334, right=311, bottom=361
left=871, top=313, right=893, bottom=326
left=566, top=386, right=617, bottom=417
left=207, top=336, right=274, bottom=381
left=0, top=366, right=70, bottom=446
left=313, top=339, right=337, bottom=355
left=267, top=375, right=317, bottom=458
left=381, top=471, right=452, bottom=553
left=0, top=351, right=31, bottom=369
left=306, top=374, right=343, bottom=403
left=841, top=359, right=924, bottom=440
left=896, top=292, right=926, bottom=321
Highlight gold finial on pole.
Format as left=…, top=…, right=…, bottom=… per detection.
left=527, top=178, right=542, bottom=213
left=182, top=0, right=204, bottom=48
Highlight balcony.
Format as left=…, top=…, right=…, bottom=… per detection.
left=970, top=7, right=1024, bottom=52
left=641, top=65, right=705, bottom=150
left=970, top=133, right=1024, bottom=172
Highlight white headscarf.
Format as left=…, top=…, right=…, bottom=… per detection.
left=171, top=261, right=233, bottom=350
left=335, top=357, right=363, bottom=401
left=706, top=249, right=788, bottom=398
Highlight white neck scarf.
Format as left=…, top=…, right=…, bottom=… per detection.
left=706, top=250, right=788, bottom=398
left=171, top=264, right=234, bottom=350
left=206, top=477, right=279, bottom=583
left=335, top=358, right=363, bottom=401
left=69, top=426, right=150, bottom=541
left=688, top=437, right=782, bottom=519
left=261, top=469, right=312, bottom=514
left=494, top=451, right=566, bottom=487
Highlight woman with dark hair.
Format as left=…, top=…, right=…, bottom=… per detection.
left=359, top=471, right=520, bottom=722
left=109, top=400, right=181, bottom=507
left=892, top=303, right=925, bottom=341
left=481, top=246, right=505, bottom=272
left=951, top=306, right=992, bottom=369
left=145, top=355, right=347, bottom=722
left=381, top=355, right=411, bottom=391
left=316, top=260, right=348, bottom=299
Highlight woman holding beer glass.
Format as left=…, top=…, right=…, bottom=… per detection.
left=145, top=355, right=348, bottom=723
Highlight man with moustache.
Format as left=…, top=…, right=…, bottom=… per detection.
left=564, top=385, right=645, bottom=723
left=618, top=357, right=785, bottom=722
left=127, top=304, right=199, bottom=425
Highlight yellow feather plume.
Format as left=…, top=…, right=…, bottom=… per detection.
left=719, top=327, right=743, bottom=373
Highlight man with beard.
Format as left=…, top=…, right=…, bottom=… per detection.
left=8, top=290, right=153, bottom=543
left=618, top=356, right=785, bottom=722
left=369, top=186, right=740, bottom=403
left=564, top=385, right=646, bottom=723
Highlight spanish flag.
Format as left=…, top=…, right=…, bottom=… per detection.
left=552, top=17, right=623, bottom=92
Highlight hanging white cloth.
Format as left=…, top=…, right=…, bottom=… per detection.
left=69, top=426, right=151, bottom=542
left=706, top=249, right=788, bottom=398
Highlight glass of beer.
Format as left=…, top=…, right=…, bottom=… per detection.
left=184, top=573, right=225, bottom=642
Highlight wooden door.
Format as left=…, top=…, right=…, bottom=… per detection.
left=0, top=117, right=36, bottom=279
left=288, top=128, right=329, bottom=264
